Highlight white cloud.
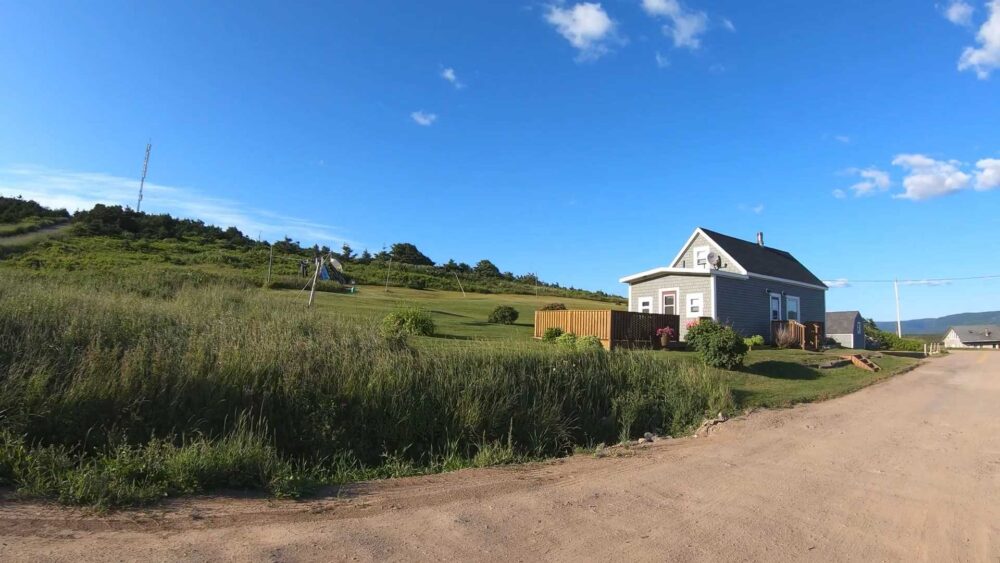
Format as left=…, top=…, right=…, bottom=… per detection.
left=823, top=279, right=850, bottom=288
left=722, top=18, right=735, bottom=32
left=975, top=157, right=1000, bottom=190
left=440, top=67, right=464, bottom=89
left=641, top=0, right=709, bottom=50
left=844, top=167, right=891, bottom=196
left=0, top=166, right=356, bottom=246
left=832, top=188, right=847, bottom=199
left=545, top=3, right=618, bottom=61
left=944, top=0, right=975, bottom=26
left=958, top=0, right=1000, bottom=79
left=891, top=154, right=971, bottom=200
left=410, top=110, right=438, bottom=126
left=834, top=135, right=851, bottom=144
left=737, top=203, right=764, bottom=214
left=655, top=51, right=670, bottom=68
left=902, top=279, right=951, bottom=286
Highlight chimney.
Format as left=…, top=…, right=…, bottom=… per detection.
left=756, top=232, right=764, bottom=247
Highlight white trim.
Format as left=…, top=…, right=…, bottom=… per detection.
left=768, top=292, right=782, bottom=322
left=686, top=292, right=704, bottom=318
left=667, top=228, right=748, bottom=275
left=658, top=287, right=680, bottom=315
left=619, top=267, right=712, bottom=284
left=710, top=275, right=717, bottom=321
left=748, top=273, right=828, bottom=291
left=628, top=286, right=633, bottom=311
left=786, top=295, right=801, bottom=321
left=637, top=297, right=653, bottom=314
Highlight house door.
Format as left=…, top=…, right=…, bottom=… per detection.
left=661, top=290, right=678, bottom=315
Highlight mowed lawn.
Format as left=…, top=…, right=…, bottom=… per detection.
left=276, top=285, right=922, bottom=410
left=275, top=284, right=625, bottom=342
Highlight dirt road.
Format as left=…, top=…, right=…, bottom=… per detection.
left=2, top=352, right=998, bottom=562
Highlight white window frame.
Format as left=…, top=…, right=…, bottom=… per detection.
left=638, top=297, right=652, bottom=314
left=785, top=295, right=800, bottom=322
left=768, top=292, right=782, bottom=322
left=686, top=292, right=704, bottom=318
left=693, top=246, right=710, bottom=269
left=658, top=287, right=680, bottom=315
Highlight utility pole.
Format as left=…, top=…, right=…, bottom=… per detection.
left=453, top=271, right=466, bottom=297
left=266, top=243, right=274, bottom=286
left=894, top=278, right=902, bottom=337
left=308, top=256, right=321, bottom=307
left=137, top=142, right=151, bottom=212
left=384, top=256, right=393, bottom=292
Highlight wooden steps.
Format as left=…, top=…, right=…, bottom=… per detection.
left=842, top=354, right=880, bottom=372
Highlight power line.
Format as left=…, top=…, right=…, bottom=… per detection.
left=827, top=274, right=1000, bottom=284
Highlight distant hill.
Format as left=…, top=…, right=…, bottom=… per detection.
left=876, top=311, right=1000, bottom=335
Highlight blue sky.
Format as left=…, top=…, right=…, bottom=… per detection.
left=1, top=0, right=998, bottom=320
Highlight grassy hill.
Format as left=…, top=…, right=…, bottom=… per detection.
left=876, top=311, right=1000, bottom=335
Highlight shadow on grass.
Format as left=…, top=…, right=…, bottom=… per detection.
left=432, top=333, right=476, bottom=341
left=429, top=310, right=471, bottom=318
left=744, top=360, right=820, bottom=380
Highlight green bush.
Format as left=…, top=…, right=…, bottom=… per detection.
left=542, top=327, right=564, bottom=342
left=685, top=320, right=748, bottom=370
left=380, top=308, right=435, bottom=338
left=554, top=332, right=578, bottom=348
left=576, top=335, right=604, bottom=351
left=488, top=305, right=519, bottom=325
left=743, top=334, right=764, bottom=351
left=539, top=302, right=567, bottom=311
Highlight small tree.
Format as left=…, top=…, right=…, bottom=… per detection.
left=340, top=243, right=355, bottom=262
left=539, top=302, right=567, bottom=311
left=474, top=259, right=501, bottom=277
left=744, top=334, right=764, bottom=351
left=390, top=243, right=434, bottom=266
left=488, top=305, right=519, bottom=324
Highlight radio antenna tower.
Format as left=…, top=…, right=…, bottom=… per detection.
left=136, top=141, right=152, bottom=212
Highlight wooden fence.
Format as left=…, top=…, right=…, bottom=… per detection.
left=771, top=320, right=825, bottom=351
left=534, top=310, right=679, bottom=350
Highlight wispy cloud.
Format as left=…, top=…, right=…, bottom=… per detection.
left=641, top=0, right=709, bottom=50
left=823, top=279, right=850, bottom=288
left=0, top=165, right=357, bottom=246
left=957, top=0, right=1000, bottom=79
left=737, top=203, right=764, bottom=214
left=943, top=0, right=975, bottom=26
left=901, top=279, right=952, bottom=286
left=834, top=134, right=851, bottom=144
left=410, top=110, right=438, bottom=126
left=843, top=167, right=891, bottom=197
left=545, top=2, right=620, bottom=61
left=721, top=18, right=735, bottom=32
left=891, top=154, right=970, bottom=200
left=655, top=51, right=670, bottom=68
left=832, top=188, right=847, bottom=199
left=440, top=67, right=464, bottom=89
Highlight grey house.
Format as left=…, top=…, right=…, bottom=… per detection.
left=619, top=228, right=827, bottom=341
left=826, top=311, right=866, bottom=349
left=943, top=325, right=1000, bottom=349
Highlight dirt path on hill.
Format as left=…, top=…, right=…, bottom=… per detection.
left=2, top=352, right=999, bottom=562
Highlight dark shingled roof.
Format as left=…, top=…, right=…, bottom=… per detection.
left=700, top=228, right=826, bottom=287
left=826, top=311, right=862, bottom=334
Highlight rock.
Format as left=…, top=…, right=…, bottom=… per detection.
left=643, top=432, right=654, bottom=442
left=637, top=438, right=647, bottom=444
left=717, top=412, right=727, bottom=422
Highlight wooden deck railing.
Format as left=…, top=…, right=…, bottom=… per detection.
left=534, top=310, right=679, bottom=350
left=771, top=320, right=825, bottom=351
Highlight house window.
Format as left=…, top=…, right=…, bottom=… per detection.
left=856, top=321, right=862, bottom=333
left=687, top=293, right=704, bottom=318
left=638, top=297, right=652, bottom=314
left=769, top=293, right=782, bottom=321
left=786, top=296, right=800, bottom=322
left=694, top=246, right=709, bottom=268
left=660, top=289, right=679, bottom=315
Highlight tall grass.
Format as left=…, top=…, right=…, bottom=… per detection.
left=0, top=271, right=731, bottom=507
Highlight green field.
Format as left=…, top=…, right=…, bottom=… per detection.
left=0, top=200, right=922, bottom=509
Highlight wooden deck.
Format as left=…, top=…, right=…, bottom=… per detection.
left=771, top=320, right=825, bottom=351
left=534, top=310, right=680, bottom=350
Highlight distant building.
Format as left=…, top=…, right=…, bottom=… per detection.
left=826, top=311, right=865, bottom=349
left=943, top=325, right=1000, bottom=349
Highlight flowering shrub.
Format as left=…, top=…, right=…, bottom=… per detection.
left=686, top=319, right=700, bottom=330
left=656, top=326, right=676, bottom=340
left=685, top=319, right=747, bottom=369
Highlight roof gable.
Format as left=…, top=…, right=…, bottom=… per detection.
left=698, top=228, right=825, bottom=287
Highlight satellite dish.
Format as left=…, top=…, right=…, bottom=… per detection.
left=329, top=257, right=344, bottom=273
left=706, top=252, right=719, bottom=269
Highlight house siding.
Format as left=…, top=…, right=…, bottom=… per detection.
left=671, top=232, right=743, bottom=274
left=828, top=333, right=857, bottom=349
left=714, top=275, right=826, bottom=341
left=628, top=274, right=712, bottom=340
